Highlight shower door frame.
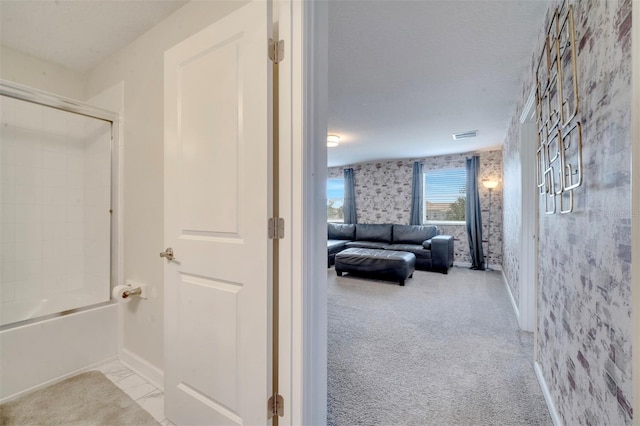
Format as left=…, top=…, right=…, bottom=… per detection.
left=0, top=79, right=122, bottom=326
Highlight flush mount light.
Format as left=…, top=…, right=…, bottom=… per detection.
left=327, top=134, right=340, bottom=147
left=452, top=130, right=479, bottom=140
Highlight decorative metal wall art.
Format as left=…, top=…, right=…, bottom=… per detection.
left=535, top=3, right=583, bottom=214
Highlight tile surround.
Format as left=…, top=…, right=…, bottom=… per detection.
left=329, top=150, right=503, bottom=266
left=0, top=95, right=111, bottom=325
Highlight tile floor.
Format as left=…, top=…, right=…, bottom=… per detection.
left=94, top=360, right=175, bottom=426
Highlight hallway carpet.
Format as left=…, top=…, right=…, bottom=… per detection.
left=327, top=266, right=552, bottom=426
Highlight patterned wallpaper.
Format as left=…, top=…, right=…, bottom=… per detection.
left=328, top=150, right=503, bottom=266
left=502, top=0, right=632, bottom=424
left=502, top=121, right=522, bottom=306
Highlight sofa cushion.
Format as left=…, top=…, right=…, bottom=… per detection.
left=328, top=240, right=348, bottom=251
left=385, top=244, right=432, bottom=259
left=345, top=241, right=390, bottom=250
left=355, top=224, right=393, bottom=242
left=422, top=239, right=432, bottom=250
left=392, top=225, right=439, bottom=245
left=328, top=223, right=356, bottom=240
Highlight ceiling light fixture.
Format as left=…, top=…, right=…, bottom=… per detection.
left=327, top=134, right=340, bottom=147
left=452, top=130, right=479, bottom=140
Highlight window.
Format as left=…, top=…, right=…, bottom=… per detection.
left=423, top=168, right=466, bottom=223
left=327, top=178, right=345, bottom=222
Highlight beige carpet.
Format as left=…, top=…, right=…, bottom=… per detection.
left=0, top=371, right=159, bottom=426
left=328, top=266, right=552, bottom=425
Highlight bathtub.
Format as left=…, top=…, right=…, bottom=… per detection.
left=0, top=81, right=122, bottom=402
left=0, top=302, right=118, bottom=402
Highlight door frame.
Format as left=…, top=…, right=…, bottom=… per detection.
left=289, top=1, right=640, bottom=425
left=277, top=0, right=328, bottom=425
left=519, top=89, right=538, bottom=339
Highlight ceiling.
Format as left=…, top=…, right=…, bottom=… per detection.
left=0, top=0, right=188, bottom=72
left=328, top=0, right=549, bottom=167
left=0, top=0, right=549, bottom=167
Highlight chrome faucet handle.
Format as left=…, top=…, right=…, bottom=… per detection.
left=160, top=247, right=174, bottom=261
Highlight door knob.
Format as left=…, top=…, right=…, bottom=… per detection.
left=160, top=248, right=174, bottom=261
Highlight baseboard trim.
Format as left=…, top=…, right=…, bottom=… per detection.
left=534, top=362, right=563, bottom=426
left=453, top=261, right=503, bottom=271
left=119, top=349, right=164, bottom=390
left=501, top=269, right=520, bottom=321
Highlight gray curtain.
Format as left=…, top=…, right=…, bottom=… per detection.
left=465, top=156, right=485, bottom=270
left=410, top=161, right=423, bottom=225
left=343, top=168, right=357, bottom=224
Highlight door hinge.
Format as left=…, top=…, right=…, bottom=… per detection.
left=268, top=217, right=285, bottom=239
left=268, top=38, right=285, bottom=64
left=268, top=393, right=284, bottom=419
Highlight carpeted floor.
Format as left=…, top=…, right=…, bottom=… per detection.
left=327, top=266, right=552, bottom=426
left=0, top=371, right=159, bottom=426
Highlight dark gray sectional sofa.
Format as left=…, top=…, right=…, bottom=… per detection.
left=327, top=223, right=454, bottom=274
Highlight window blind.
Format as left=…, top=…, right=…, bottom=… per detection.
left=423, top=168, right=467, bottom=222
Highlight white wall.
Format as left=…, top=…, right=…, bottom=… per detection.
left=84, top=1, right=249, bottom=373
left=0, top=45, right=86, bottom=100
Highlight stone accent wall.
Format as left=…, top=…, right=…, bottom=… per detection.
left=328, top=150, right=503, bottom=266
left=502, top=0, right=632, bottom=424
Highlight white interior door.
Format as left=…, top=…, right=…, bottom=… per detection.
left=164, top=1, right=273, bottom=424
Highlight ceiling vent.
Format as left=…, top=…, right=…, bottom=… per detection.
left=452, top=130, right=479, bottom=140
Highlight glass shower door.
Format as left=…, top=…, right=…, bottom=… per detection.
left=0, top=94, right=112, bottom=326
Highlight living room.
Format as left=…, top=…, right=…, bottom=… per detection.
left=324, top=0, right=634, bottom=425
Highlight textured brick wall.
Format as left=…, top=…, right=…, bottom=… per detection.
left=502, top=0, right=633, bottom=424
left=328, top=150, right=503, bottom=266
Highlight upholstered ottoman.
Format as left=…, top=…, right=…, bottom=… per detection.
left=334, top=248, right=416, bottom=286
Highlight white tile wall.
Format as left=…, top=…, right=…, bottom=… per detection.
left=0, top=96, right=112, bottom=324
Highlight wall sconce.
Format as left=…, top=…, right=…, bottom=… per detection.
left=327, top=134, right=340, bottom=147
